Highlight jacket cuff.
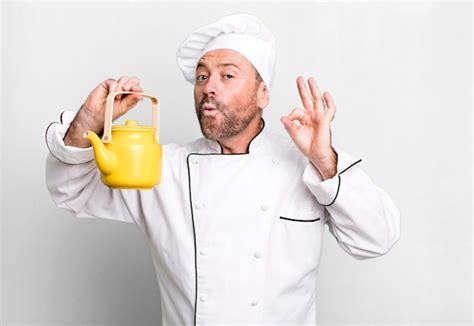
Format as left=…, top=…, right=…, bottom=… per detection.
left=303, top=146, right=362, bottom=206
left=45, top=109, right=95, bottom=165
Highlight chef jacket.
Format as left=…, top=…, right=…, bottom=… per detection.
left=45, top=109, right=401, bottom=325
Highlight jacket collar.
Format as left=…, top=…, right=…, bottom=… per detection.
left=204, top=118, right=266, bottom=154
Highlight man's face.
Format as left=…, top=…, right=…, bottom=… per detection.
left=194, top=48, right=264, bottom=141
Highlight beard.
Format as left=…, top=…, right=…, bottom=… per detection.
left=195, top=95, right=260, bottom=141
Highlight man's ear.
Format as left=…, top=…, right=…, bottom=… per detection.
left=257, top=82, right=270, bottom=109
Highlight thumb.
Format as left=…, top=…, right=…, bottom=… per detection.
left=280, top=116, right=299, bottom=139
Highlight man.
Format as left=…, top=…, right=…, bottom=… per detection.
left=45, top=13, right=401, bottom=325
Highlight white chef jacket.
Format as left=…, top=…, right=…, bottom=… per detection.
left=45, top=109, right=401, bottom=326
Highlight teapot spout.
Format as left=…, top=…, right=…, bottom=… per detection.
left=83, top=130, right=117, bottom=175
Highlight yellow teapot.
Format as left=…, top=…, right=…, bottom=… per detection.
left=83, top=91, right=162, bottom=189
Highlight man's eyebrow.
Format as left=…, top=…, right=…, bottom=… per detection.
left=196, top=62, right=241, bottom=70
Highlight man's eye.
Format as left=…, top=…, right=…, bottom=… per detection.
left=224, top=74, right=234, bottom=79
left=196, top=75, right=208, bottom=81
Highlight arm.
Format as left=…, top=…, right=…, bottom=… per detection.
left=45, top=110, right=137, bottom=224
left=302, top=146, right=401, bottom=260
left=281, top=76, right=400, bottom=259
left=45, top=76, right=145, bottom=224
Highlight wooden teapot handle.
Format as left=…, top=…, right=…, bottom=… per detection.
left=102, top=91, right=160, bottom=144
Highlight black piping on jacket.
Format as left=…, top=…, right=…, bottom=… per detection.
left=320, top=158, right=362, bottom=207
left=186, top=118, right=265, bottom=325
left=45, top=110, right=85, bottom=165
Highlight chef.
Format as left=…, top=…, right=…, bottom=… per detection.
left=45, top=13, right=401, bottom=326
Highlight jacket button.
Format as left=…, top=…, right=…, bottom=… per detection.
left=272, top=157, right=279, bottom=165
left=194, top=202, right=202, bottom=210
left=254, top=252, right=262, bottom=259
left=200, top=294, right=208, bottom=302
left=260, top=204, right=269, bottom=211
left=192, top=157, right=199, bottom=165
left=200, top=249, right=207, bottom=255
left=250, top=299, right=259, bottom=306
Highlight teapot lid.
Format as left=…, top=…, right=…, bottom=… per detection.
left=112, top=120, right=155, bottom=131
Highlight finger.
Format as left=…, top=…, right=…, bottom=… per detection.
left=287, top=108, right=305, bottom=122
left=115, top=75, right=131, bottom=101
left=296, top=76, right=314, bottom=112
left=123, top=84, right=145, bottom=107
left=323, top=91, right=336, bottom=121
left=117, top=75, right=130, bottom=88
left=308, top=77, right=325, bottom=112
left=131, top=85, right=143, bottom=92
left=123, top=76, right=143, bottom=101
left=128, top=85, right=144, bottom=101
left=123, top=93, right=141, bottom=108
left=123, top=76, right=140, bottom=91
left=131, top=85, right=144, bottom=100
left=280, top=116, right=300, bottom=139
left=100, top=79, right=118, bottom=94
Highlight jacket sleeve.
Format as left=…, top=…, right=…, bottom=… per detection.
left=45, top=109, right=140, bottom=225
left=302, top=146, right=401, bottom=260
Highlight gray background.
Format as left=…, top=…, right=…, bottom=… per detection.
left=1, top=1, right=472, bottom=325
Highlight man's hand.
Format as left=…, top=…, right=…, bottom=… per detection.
left=63, top=76, right=144, bottom=148
left=281, top=76, right=338, bottom=180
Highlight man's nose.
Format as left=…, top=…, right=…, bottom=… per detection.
left=202, top=75, right=219, bottom=96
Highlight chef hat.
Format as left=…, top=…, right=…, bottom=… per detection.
left=176, top=13, right=276, bottom=90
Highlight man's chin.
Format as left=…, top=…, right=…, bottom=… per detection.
left=200, top=125, right=220, bottom=141
left=199, top=118, right=221, bottom=140
left=203, top=133, right=217, bottom=141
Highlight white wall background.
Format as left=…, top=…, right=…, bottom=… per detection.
left=1, top=1, right=472, bottom=325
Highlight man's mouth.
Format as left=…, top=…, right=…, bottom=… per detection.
left=202, top=104, right=217, bottom=111
left=201, top=103, right=219, bottom=116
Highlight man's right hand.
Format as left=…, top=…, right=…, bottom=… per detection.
left=63, top=76, right=144, bottom=148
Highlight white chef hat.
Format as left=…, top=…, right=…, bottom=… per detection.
left=176, top=13, right=276, bottom=91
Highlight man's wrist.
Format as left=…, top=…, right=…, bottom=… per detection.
left=310, top=149, right=338, bottom=181
left=63, top=120, right=91, bottom=148
left=63, top=105, right=103, bottom=148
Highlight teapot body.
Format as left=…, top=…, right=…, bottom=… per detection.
left=101, top=128, right=162, bottom=189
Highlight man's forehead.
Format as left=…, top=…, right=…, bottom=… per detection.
left=197, top=49, right=250, bottom=69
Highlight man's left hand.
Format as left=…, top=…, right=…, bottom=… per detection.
left=281, top=76, right=338, bottom=181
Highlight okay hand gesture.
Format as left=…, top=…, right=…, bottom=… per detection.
left=281, top=76, right=338, bottom=180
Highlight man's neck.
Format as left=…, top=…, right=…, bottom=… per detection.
left=217, top=117, right=263, bottom=154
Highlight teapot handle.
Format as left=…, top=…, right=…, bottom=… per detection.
left=102, top=91, right=160, bottom=144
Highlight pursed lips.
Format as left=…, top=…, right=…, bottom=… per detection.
left=202, top=103, right=217, bottom=111
left=201, top=103, right=219, bottom=116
